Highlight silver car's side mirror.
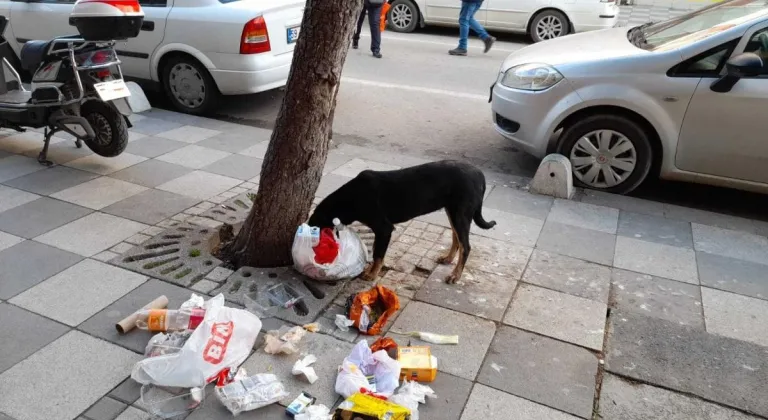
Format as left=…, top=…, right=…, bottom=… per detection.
left=711, top=52, right=763, bottom=93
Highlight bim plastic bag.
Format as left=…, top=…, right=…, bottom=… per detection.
left=131, top=294, right=262, bottom=388
left=335, top=340, right=401, bottom=398
left=292, top=219, right=368, bottom=282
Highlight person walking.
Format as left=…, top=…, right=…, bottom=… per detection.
left=353, top=0, right=385, bottom=58
left=449, top=0, right=495, bottom=56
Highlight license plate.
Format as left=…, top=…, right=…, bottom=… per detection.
left=94, top=79, right=130, bottom=101
left=287, top=26, right=300, bottom=44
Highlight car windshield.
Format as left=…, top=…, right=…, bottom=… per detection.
left=629, top=0, right=768, bottom=51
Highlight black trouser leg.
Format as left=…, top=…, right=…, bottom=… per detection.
left=353, top=8, right=366, bottom=42
left=368, top=5, right=382, bottom=53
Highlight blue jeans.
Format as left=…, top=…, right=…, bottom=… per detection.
left=458, top=1, right=489, bottom=50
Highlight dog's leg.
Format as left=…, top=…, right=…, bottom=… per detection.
left=437, top=228, right=459, bottom=264
left=362, top=223, right=393, bottom=281
left=445, top=213, right=471, bottom=284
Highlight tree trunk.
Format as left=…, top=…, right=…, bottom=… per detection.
left=224, top=0, right=363, bottom=267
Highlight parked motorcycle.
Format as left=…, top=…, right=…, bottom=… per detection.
left=0, top=0, right=144, bottom=165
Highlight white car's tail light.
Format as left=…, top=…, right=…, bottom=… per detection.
left=241, top=16, right=271, bottom=54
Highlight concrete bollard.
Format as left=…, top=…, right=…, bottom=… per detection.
left=126, top=81, right=151, bottom=113
left=529, top=153, right=574, bottom=199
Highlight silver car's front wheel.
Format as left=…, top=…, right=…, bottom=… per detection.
left=530, top=10, right=570, bottom=43
left=388, top=0, right=419, bottom=33
left=559, top=114, right=654, bottom=195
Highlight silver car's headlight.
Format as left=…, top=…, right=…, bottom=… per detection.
left=499, top=63, right=563, bottom=91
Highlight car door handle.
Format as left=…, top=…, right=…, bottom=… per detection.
left=141, top=21, right=155, bottom=31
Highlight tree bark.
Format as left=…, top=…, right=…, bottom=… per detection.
left=224, top=0, right=363, bottom=267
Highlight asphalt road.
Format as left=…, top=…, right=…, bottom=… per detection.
left=150, top=25, right=768, bottom=222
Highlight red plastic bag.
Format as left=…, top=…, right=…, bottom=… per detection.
left=348, top=286, right=400, bottom=336
left=313, top=228, right=339, bottom=264
left=380, top=3, right=391, bottom=32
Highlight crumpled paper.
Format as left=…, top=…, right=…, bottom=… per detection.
left=295, top=404, right=332, bottom=420
left=335, top=314, right=355, bottom=332
left=264, top=326, right=307, bottom=355
left=291, top=354, right=318, bottom=384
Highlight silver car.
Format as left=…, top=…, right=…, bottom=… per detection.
left=491, top=0, right=768, bottom=194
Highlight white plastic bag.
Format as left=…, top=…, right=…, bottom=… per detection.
left=292, top=219, right=368, bottom=282
left=334, top=340, right=400, bottom=398
left=390, top=380, right=437, bottom=420
left=131, top=294, right=262, bottom=388
left=295, top=404, right=332, bottom=420
left=215, top=373, right=289, bottom=416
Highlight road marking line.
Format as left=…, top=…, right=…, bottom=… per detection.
left=360, top=32, right=522, bottom=52
left=341, top=77, right=488, bottom=101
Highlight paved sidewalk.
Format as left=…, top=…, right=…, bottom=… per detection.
left=0, top=108, right=767, bottom=420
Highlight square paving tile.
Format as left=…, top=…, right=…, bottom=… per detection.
left=128, top=117, right=182, bottom=135
left=470, top=207, right=543, bottom=247
left=419, top=372, right=473, bottom=420
left=156, top=170, right=241, bottom=200
left=11, top=259, right=146, bottom=326
left=599, top=373, right=759, bottom=420
left=0, top=303, right=69, bottom=374
left=697, top=252, right=768, bottom=300
left=461, top=384, right=579, bottom=420
left=0, top=330, right=141, bottom=420
left=416, top=265, right=517, bottom=321
left=547, top=199, right=619, bottom=234
left=702, top=287, right=768, bottom=347
left=387, top=301, right=496, bottom=380
left=692, top=223, right=768, bottom=265
left=3, top=166, right=99, bottom=195
left=0, top=184, right=39, bottom=213
left=331, top=158, right=400, bottom=177
left=665, top=205, right=757, bottom=234
left=185, top=394, right=286, bottom=420
left=579, top=189, right=666, bottom=217
left=108, top=159, right=192, bottom=188
left=241, top=332, right=354, bottom=408
left=504, top=284, right=606, bottom=350
left=316, top=173, right=352, bottom=198
left=0, top=131, right=64, bottom=154
left=522, top=250, right=611, bottom=303
left=78, top=279, right=197, bottom=353
left=65, top=153, right=147, bottom=175
left=611, top=268, right=703, bottom=328
left=464, top=235, right=532, bottom=279
left=0, top=155, right=46, bottom=182
left=82, top=397, right=127, bottom=420
left=51, top=177, right=147, bottom=210
left=614, top=237, right=698, bottom=285
left=125, top=137, right=187, bottom=158
left=20, top=140, right=94, bottom=164
left=202, top=154, right=262, bottom=180
left=108, top=378, right=141, bottom=405
left=536, top=221, right=616, bottom=265
left=156, top=145, right=230, bottom=169
left=200, top=131, right=270, bottom=153
left=102, top=189, right=199, bottom=225
left=483, top=187, right=553, bottom=220
left=35, top=212, right=147, bottom=257
left=0, top=231, right=23, bottom=252
left=155, top=125, right=220, bottom=143
left=237, top=140, right=270, bottom=157
left=605, top=310, right=768, bottom=418
left=477, top=326, right=598, bottom=418
left=0, top=197, right=92, bottom=239
left=618, top=211, right=693, bottom=248
left=0, top=240, right=83, bottom=299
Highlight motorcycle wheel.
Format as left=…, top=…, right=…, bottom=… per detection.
left=80, top=100, right=129, bottom=157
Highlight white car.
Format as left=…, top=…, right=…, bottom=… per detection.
left=387, top=0, right=619, bottom=42
left=0, top=0, right=304, bottom=114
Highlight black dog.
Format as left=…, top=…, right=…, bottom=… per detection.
left=308, top=160, right=496, bottom=284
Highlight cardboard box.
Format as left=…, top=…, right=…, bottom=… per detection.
left=397, top=346, right=437, bottom=383
left=333, top=393, right=410, bottom=420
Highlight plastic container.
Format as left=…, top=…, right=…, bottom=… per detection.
left=265, top=283, right=303, bottom=309
left=135, top=308, right=205, bottom=332
left=68, top=0, right=144, bottom=41
left=243, top=285, right=279, bottom=318
left=140, top=384, right=204, bottom=419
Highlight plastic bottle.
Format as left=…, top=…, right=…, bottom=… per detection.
left=135, top=308, right=205, bottom=332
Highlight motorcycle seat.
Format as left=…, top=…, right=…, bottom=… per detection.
left=20, top=40, right=52, bottom=72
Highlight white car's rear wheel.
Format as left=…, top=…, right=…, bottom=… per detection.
left=389, top=0, right=419, bottom=33
left=162, top=55, right=219, bottom=115
left=530, top=10, right=569, bottom=43
left=558, top=114, right=653, bottom=195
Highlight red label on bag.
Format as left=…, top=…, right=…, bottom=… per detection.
left=202, top=321, right=234, bottom=364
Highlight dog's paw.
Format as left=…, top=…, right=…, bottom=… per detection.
left=436, top=255, right=454, bottom=265
left=361, top=268, right=376, bottom=281
left=444, top=273, right=458, bottom=284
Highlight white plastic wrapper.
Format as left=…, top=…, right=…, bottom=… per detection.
left=215, top=373, right=289, bottom=416
left=390, top=380, right=437, bottom=420
left=292, top=354, right=319, bottom=384
left=335, top=314, right=354, bottom=332
left=295, top=404, right=332, bottom=420
left=292, top=220, right=368, bottom=282
left=334, top=340, right=401, bottom=398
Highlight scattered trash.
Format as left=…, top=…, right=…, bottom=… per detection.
left=116, top=295, right=168, bottom=334
left=370, top=337, right=398, bottom=360
left=313, top=227, right=339, bottom=264
left=286, top=392, right=316, bottom=417
left=243, top=287, right=279, bottom=318
left=215, top=372, right=289, bottom=416
left=335, top=393, right=410, bottom=420
left=398, top=346, right=438, bottom=383
left=132, top=294, right=262, bottom=388
left=266, top=283, right=304, bottom=309
left=292, top=219, right=368, bottom=281
left=264, top=326, right=307, bottom=355
left=389, top=381, right=436, bottom=420
left=135, top=307, right=206, bottom=332
left=140, top=384, right=204, bottom=419
left=144, top=331, right=191, bottom=357
left=335, top=340, right=401, bottom=399
left=391, top=331, right=459, bottom=345
left=335, top=314, right=355, bottom=332
left=303, top=323, right=320, bottom=333
left=292, top=355, right=319, bottom=384
left=295, top=404, right=332, bottom=420
left=346, top=285, right=400, bottom=335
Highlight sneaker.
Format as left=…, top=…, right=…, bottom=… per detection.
left=373, top=52, right=382, bottom=58
left=449, top=48, right=467, bottom=56
left=483, top=36, right=496, bottom=53
left=352, top=40, right=359, bottom=49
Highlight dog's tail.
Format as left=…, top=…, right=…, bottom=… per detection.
left=473, top=206, right=497, bottom=230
